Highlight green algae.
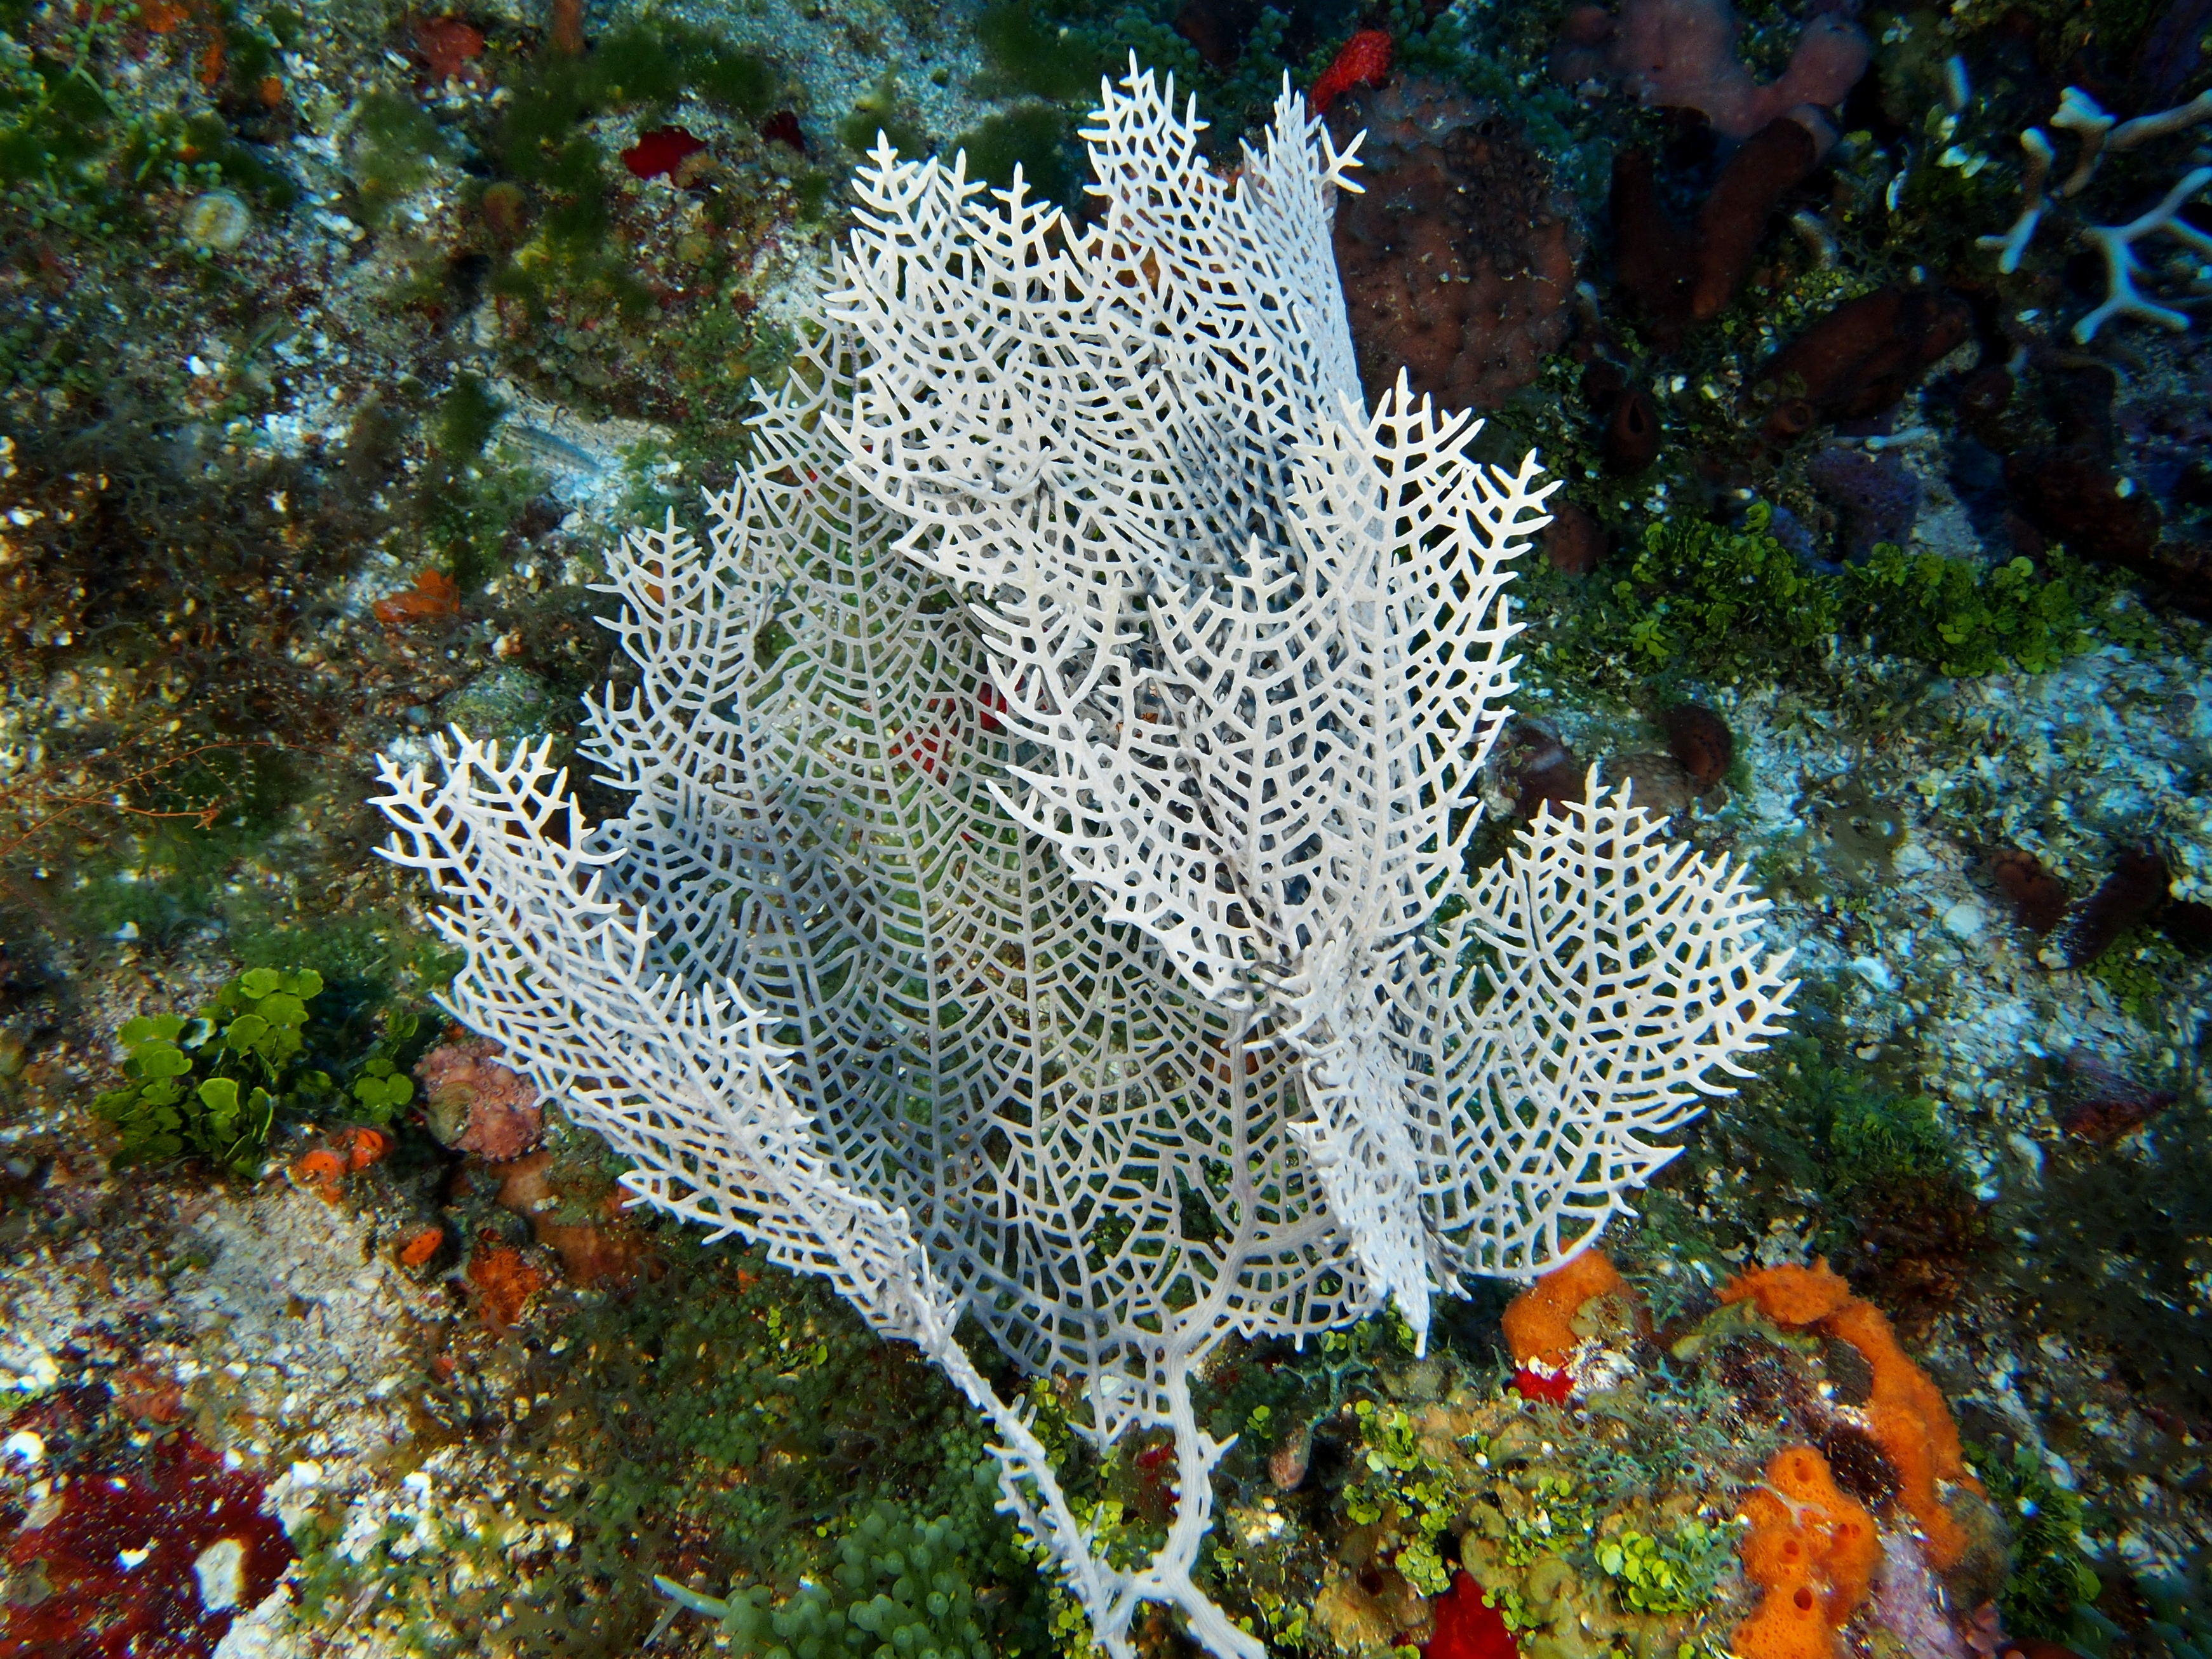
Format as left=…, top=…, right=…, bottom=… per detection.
left=94, top=963, right=426, bottom=1173
left=1974, top=1441, right=2102, bottom=1642
left=1617, top=504, right=1840, bottom=679
left=345, top=91, right=445, bottom=228
left=432, top=375, right=507, bottom=461
left=1523, top=502, right=2120, bottom=695
left=1840, top=544, right=2095, bottom=677
left=835, top=70, right=928, bottom=160
left=688, top=1499, right=1005, bottom=1659
left=975, top=2, right=1111, bottom=102
left=949, top=103, right=1082, bottom=213
left=2081, top=925, right=2188, bottom=1024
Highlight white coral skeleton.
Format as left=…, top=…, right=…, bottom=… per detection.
left=1976, top=84, right=2212, bottom=340
left=375, top=64, right=1795, bottom=1659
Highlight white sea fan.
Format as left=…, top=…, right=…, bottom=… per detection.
left=375, top=60, right=1796, bottom=1659
left=829, top=61, right=1796, bottom=1337
left=378, top=331, right=1364, bottom=1659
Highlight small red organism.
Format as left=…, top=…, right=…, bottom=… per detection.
left=759, top=110, right=807, bottom=151
left=467, top=1240, right=547, bottom=1325
left=1310, top=29, right=1392, bottom=113
left=1510, top=1364, right=1575, bottom=1405
left=344, top=1126, right=393, bottom=1170
left=373, top=568, right=462, bottom=628
left=415, top=15, right=485, bottom=82
left=1424, top=1571, right=1519, bottom=1659
left=109, top=1363, right=185, bottom=1424
left=622, top=127, right=707, bottom=180
left=1129, top=1441, right=1180, bottom=1521
left=2051, top=848, right=2169, bottom=969
left=1541, top=502, right=1605, bottom=575
left=0, top=1429, right=292, bottom=1658
left=399, top=1224, right=446, bottom=1267
left=290, top=1146, right=347, bottom=1202
left=1990, top=847, right=2068, bottom=936
left=1661, top=703, right=1734, bottom=789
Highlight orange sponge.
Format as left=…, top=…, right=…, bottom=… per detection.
left=1718, top=1259, right=1854, bottom=1327
left=1717, top=1261, right=1980, bottom=1572
left=1734, top=1446, right=1879, bottom=1659
left=1733, top=1576, right=1832, bottom=1659
left=1501, top=1249, right=1626, bottom=1365
left=1821, top=1298, right=1977, bottom=1568
left=1765, top=1444, right=1880, bottom=1616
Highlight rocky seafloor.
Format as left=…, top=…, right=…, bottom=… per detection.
left=1, top=1, right=2209, bottom=1657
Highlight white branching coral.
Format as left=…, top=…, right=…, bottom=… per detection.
left=829, top=64, right=1793, bottom=1338
left=375, top=64, right=1795, bottom=1659
left=1977, top=84, right=2212, bottom=340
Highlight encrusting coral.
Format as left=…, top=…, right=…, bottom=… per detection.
left=414, top=1035, right=544, bottom=1161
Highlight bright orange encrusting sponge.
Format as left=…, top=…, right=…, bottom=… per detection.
left=1734, top=1445, right=1879, bottom=1659
left=1501, top=1249, right=1626, bottom=1365
left=1717, top=1261, right=1981, bottom=1571
left=1718, top=1258, right=1854, bottom=1326
left=1764, top=1445, right=1880, bottom=1616
left=1733, top=1574, right=1831, bottom=1659
left=1820, top=1298, right=1978, bottom=1568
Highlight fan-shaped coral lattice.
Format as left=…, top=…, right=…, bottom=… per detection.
left=829, top=63, right=1795, bottom=1334
left=376, top=61, right=1797, bottom=1659
left=375, top=331, right=1363, bottom=1659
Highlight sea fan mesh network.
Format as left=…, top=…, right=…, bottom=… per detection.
left=828, top=63, right=1795, bottom=1336
left=374, top=63, right=1795, bottom=1659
